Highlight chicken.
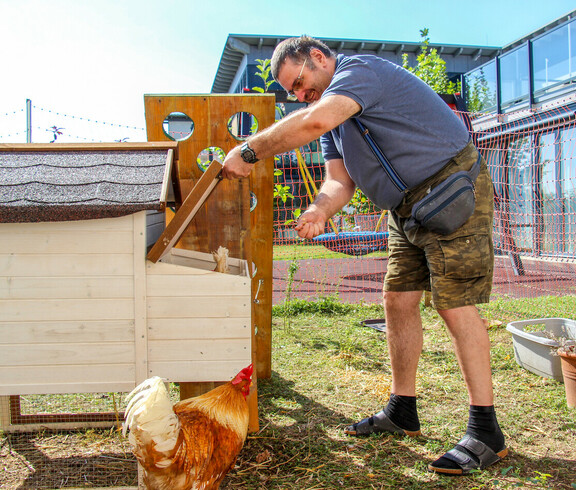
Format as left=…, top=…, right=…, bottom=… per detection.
left=123, top=364, right=253, bottom=490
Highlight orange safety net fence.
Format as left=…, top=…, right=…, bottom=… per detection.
left=272, top=102, right=576, bottom=307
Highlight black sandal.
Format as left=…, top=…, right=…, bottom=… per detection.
left=344, top=410, right=421, bottom=437
left=429, top=434, right=508, bottom=475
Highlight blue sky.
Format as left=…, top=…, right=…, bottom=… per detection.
left=1, top=0, right=574, bottom=143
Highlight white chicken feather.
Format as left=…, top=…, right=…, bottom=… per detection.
left=123, top=376, right=180, bottom=467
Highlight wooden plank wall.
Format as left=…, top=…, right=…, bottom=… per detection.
left=144, top=94, right=275, bottom=379
left=0, top=216, right=138, bottom=395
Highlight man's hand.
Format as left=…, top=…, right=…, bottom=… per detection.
left=295, top=208, right=327, bottom=239
left=222, top=146, right=254, bottom=179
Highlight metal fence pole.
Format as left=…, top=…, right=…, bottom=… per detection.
left=26, top=99, right=32, bottom=143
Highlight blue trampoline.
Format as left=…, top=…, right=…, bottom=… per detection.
left=313, top=231, right=389, bottom=256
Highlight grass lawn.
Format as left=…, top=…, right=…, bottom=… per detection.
left=1, top=296, right=575, bottom=489
left=224, top=296, right=576, bottom=489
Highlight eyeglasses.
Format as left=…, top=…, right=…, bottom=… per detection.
left=287, top=58, right=307, bottom=98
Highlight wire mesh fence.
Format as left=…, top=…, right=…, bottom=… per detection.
left=273, top=102, right=576, bottom=313
left=1, top=394, right=136, bottom=488
left=1, top=386, right=179, bottom=489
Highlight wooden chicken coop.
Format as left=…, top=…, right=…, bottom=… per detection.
left=0, top=141, right=254, bottom=431
left=0, top=92, right=276, bottom=434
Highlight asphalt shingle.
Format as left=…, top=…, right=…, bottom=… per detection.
left=0, top=149, right=170, bottom=223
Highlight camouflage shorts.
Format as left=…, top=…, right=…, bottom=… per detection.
left=384, top=141, right=494, bottom=310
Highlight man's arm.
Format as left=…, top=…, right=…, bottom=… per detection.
left=294, top=157, right=356, bottom=239
left=222, top=94, right=360, bottom=179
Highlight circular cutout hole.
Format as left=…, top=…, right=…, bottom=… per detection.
left=227, top=112, right=259, bottom=141
left=163, top=112, right=194, bottom=141
left=197, top=146, right=226, bottom=172
left=250, top=192, right=257, bottom=212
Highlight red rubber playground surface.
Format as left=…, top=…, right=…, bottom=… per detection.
left=272, top=255, right=576, bottom=305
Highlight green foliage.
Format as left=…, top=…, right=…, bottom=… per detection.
left=283, top=208, right=301, bottom=226
left=253, top=58, right=285, bottom=122
left=273, top=167, right=300, bottom=226
left=529, top=471, right=553, bottom=485
left=402, top=28, right=459, bottom=95
left=349, top=187, right=379, bottom=215
left=281, top=243, right=304, bottom=330
left=466, top=68, right=495, bottom=113
left=273, top=295, right=371, bottom=317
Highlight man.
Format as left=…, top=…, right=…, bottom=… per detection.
left=222, top=35, right=506, bottom=475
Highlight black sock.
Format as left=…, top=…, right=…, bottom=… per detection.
left=432, top=405, right=505, bottom=470
left=383, top=393, right=420, bottom=432
left=466, top=405, right=505, bottom=452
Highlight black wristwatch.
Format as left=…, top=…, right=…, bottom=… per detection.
left=240, top=142, right=258, bottom=164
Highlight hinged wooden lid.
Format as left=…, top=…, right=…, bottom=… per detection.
left=147, top=160, right=223, bottom=263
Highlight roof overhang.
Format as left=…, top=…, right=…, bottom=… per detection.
left=211, top=34, right=501, bottom=93
left=0, top=142, right=179, bottom=223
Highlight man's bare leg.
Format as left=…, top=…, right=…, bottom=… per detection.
left=344, top=290, right=423, bottom=437
left=438, top=305, right=493, bottom=405
left=385, top=290, right=424, bottom=396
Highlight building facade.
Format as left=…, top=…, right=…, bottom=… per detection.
left=464, top=10, right=576, bottom=260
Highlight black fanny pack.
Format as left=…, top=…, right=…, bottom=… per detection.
left=354, top=119, right=480, bottom=235
left=404, top=154, right=481, bottom=235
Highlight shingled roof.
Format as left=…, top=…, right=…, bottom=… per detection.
left=0, top=142, right=178, bottom=223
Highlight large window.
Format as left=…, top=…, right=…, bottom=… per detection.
left=507, top=136, right=535, bottom=251
left=561, top=127, right=576, bottom=255
left=538, top=127, right=576, bottom=256
left=464, top=17, right=576, bottom=112
left=500, top=45, right=530, bottom=107
left=464, top=60, right=497, bottom=112
left=540, top=131, right=562, bottom=253
left=533, top=22, right=576, bottom=93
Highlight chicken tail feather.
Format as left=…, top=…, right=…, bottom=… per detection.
left=123, top=376, right=180, bottom=460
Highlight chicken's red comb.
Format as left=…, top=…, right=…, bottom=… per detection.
left=241, top=364, right=253, bottom=377
left=231, top=364, right=253, bottom=384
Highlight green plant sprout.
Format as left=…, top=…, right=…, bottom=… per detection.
left=252, top=59, right=275, bottom=93
left=274, top=183, right=294, bottom=204
left=252, top=59, right=286, bottom=121
left=284, top=208, right=302, bottom=226
left=273, top=166, right=298, bottom=226
left=283, top=241, right=303, bottom=330
left=529, top=471, right=553, bottom=485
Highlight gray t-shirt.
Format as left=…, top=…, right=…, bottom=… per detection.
left=320, top=54, right=470, bottom=210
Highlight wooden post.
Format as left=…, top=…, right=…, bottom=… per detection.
left=133, top=212, right=149, bottom=384
left=0, top=396, right=11, bottom=430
